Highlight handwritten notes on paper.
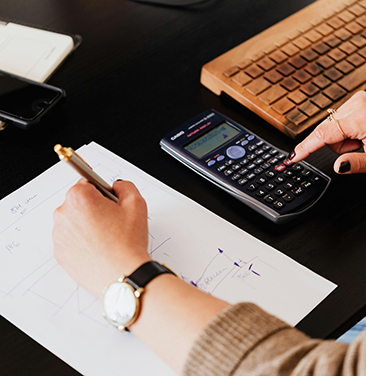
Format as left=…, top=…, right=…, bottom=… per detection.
left=0, top=142, right=337, bottom=376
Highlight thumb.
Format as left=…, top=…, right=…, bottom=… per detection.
left=112, top=179, right=142, bottom=204
left=334, top=153, right=366, bottom=174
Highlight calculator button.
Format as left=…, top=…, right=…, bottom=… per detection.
left=256, top=188, right=267, bottom=197
left=274, top=200, right=285, bottom=209
left=247, top=153, right=256, bottom=160
left=246, top=173, right=256, bottom=180
left=262, top=145, right=270, bottom=151
left=264, top=194, right=276, bottom=203
left=284, top=182, right=294, bottom=190
left=283, top=193, right=295, bottom=202
left=254, top=158, right=264, bottom=165
left=225, top=160, right=234, bottom=166
left=247, top=183, right=258, bottom=191
left=256, top=141, right=264, bottom=146
left=261, top=162, right=271, bottom=169
left=247, top=163, right=256, bottom=170
left=293, top=176, right=304, bottom=183
left=275, top=175, right=286, bottom=183
left=238, top=178, right=248, bottom=185
left=284, top=159, right=293, bottom=166
left=284, top=170, right=294, bottom=177
left=292, top=163, right=303, bottom=171
left=255, top=149, right=264, bottom=156
left=247, top=135, right=255, bottom=141
left=262, top=153, right=271, bottom=160
left=224, top=169, right=233, bottom=176
left=265, top=182, right=276, bottom=190
left=217, top=155, right=225, bottom=162
left=254, top=168, right=263, bottom=175
left=217, top=165, right=226, bottom=172
left=276, top=153, right=286, bottom=160
left=275, top=164, right=286, bottom=172
left=232, top=164, right=241, bottom=171
left=257, top=177, right=267, bottom=185
left=232, top=174, right=241, bottom=181
left=240, top=158, right=249, bottom=165
left=269, top=149, right=278, bottom=155
left=269, top=158, right=279, bottom=165
left=265, top=170, right=276, bottom=178
left=239, top=168, right=249, bottom=175
left=301, top=169, right=312, bottom=178
left=312, top=175, right=320, bottom=182
left=274, top=188, right=285, bottom=196
left=207, top=160, right=216, bottom=167
left=241, top=140, right=249, bottom=146
left=227, top=146, right=246, bottom=160
left=292, top=186, right=304, bottom=195
left=302, top=181, right=312, bottom=189
left=248, top=145, right=258, bottom=151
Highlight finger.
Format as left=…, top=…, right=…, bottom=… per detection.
left=112, top=180, right=142, bottom=205
left=334, top=152, right=366, bottom=174
left=327, top=139, right=362, bottom=155
left=334, top=91, right=366, bottom=118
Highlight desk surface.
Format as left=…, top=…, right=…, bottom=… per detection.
left=1, top=0, right=366, bottom=374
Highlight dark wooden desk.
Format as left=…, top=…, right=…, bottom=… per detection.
left=1, top=0, right=366, bottom=374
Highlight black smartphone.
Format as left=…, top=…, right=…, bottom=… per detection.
left=0, top=71, right=65, bottom=130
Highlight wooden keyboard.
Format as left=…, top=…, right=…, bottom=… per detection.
left=201, top=0, right=366, bottom=138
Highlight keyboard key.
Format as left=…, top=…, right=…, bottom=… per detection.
left=224, top=66, right=240, bottom=77
left=247, top=183, right=258, bottom=191
left=238, top=178, right=248, bottom=186
left=298, top=100, right=321, bottom=117
left=275, top=175, right=286, bottom=184
left=269, top=50, right=288, bottom=64
left=312, top=41, right=331, bottom=55
left=339, top=41, right=358, bottom=55
left=259, top=85, right=287, bottom=105
left=304, top=29, right=323, bottom=43
left=323, top=35, right=342, bottom=48
left=310, top=93, right=332, bottom=109
left=288, top=55, right=307, bottom=69
left=292, top=186, right=305, bottom=195
left=285, top=108, right=308, bottom=125
left=293, top=36, right=312, bottom=50
left=323, top=83, right=347, bottom=100
left=283, top=193, right=295, bottom=202
left=316, top=23, right=334, bottom=36
left=300, top=82, right=320, bottom=96
left=277, top=62, right=296, bottom=76
left=345, top=21, right=363, bottom=35
left=335, top=60, right=354, bottom=74
left=350, top=35, right=366, bottom=48
left=305, top=62, right=324, bottom=75
left=292, top=69, right=312, bottom=83
left=356, top=15, right=366, bottom=28
left=338, top=10, right=356, bottom=23
left=312, top=74, right=332, bottom=89
left=264, top=194, right=276, bottom=203
left=245, top=77, right=271, bottom=95
left=316, top=56, right=335, bottom=69
left=257, top=57, right=276, bottom=71
left=265, top=170, right=276, bottom=178
left=326, top=16, right=345, bottom=30
left=264, top=69, right=284, bottom=84
left=328, top=48, right=347, bottom=61
left=232, top=71, right=252, bottom=86
left=271, top=97, right=295, bottom=114
left=274, top=188, right=286, bottom=196
left=334, top=27, right=352, bottom=41
left=349, top=4, right=365, bottom=16
left=346, top=53, right=365, bottom=67
left=281, top=43, right=300, bottom=57
left=323, top=67, right=343, bottom=81
left=237, top=59, right=252, bottom=69
left=256, top=188, right=267, bottom=197
left=280, top=77, right=300, bottom=91
left=287, top=90, right=307, bottom=104
left=338, top=64, right=366, bottom=91
left=265, top=182, right=276, bottom=190
left=300, top=48, right=319, bottom=61
left=244, top=64, right=264, bottom=78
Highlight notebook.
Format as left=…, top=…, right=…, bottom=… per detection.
left=201, top=0, right=366, bottom=138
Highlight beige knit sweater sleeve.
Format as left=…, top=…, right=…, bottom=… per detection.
left=183, top=303, right=366, bottom=376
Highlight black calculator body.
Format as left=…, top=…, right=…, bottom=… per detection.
left=160, top=110, right=331, bottom=224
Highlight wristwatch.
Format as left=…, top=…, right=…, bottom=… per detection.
left=102, top=261, right=176, bottom=331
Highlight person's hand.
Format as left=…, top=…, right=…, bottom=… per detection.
left=53, top=179, right=152, bottom=300
left=287, top=91, right=366, bottom=174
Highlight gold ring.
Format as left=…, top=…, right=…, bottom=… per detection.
left=327, top=108, right=346, bottom=140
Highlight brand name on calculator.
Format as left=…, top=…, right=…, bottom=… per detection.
left=171, top=130, right=185, bottom=140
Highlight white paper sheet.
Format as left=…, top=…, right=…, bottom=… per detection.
left=0, top=142, right=337, bottom=376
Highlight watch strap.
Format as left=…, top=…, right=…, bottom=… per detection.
left=125, top=261, right=175, bottom=290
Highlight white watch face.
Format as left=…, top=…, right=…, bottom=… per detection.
left=102, top=282, right=137, bottom=328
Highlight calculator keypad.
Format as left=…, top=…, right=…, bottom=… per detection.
left=213, top=134, right=328, bottom=215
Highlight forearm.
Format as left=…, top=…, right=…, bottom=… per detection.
left=129, top=273, right=229, bottom=374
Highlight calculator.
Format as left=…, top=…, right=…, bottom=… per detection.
left=160, top=110, right=331, bottom=224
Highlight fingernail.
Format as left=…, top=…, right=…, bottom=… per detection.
left=116, top=179, right=123, bottom=181
left=288, top=149, right=296, bottom=160
left=338, top=161, right=350, bottom=173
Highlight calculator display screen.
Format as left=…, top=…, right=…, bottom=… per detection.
left=184, top=122, right=240, bottom=158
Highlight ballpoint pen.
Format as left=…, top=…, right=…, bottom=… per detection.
left=54, top=144, right=119, bottom=202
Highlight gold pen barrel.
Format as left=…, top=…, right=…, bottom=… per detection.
left=54, top=144, right=118, bottom=202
